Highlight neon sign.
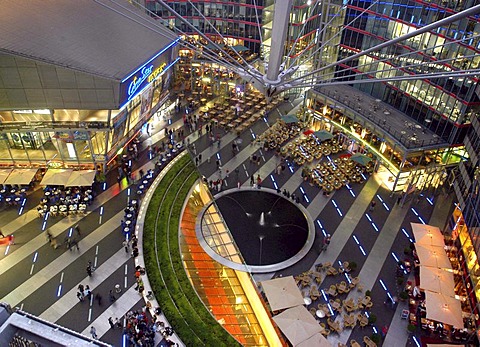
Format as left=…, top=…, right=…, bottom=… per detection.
left=127, top=65, right=153, bottom=100
left=120, top=38, right=179, bottom=106
left=148, top=62, right=167, bottom=83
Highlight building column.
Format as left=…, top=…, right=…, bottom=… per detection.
left=264, top=0, right=293, bottom=85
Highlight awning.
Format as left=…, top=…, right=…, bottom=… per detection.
left=4, top=169, right=38, bottom=185
left=313, top=130, right=333, bottom=142
left=273, top=306, right=322, bottom=346
left=205, top=42, right=225, bottom=50
left=411, top=223, right=445, bottom=247
left=419, top=266, right=456, bottom=297
left=0, top=169, right=13, bottom=184
left=261, top=276, right=305, bottom=312
left=297, top=333, right=332, bottom=347
left=231, top=45, right=249, bottom=52
left=40, top=169, right=73, bottom=186
left=415, top=244, right=452, bottom=269
left=350, top=153, right=372, bottom=166
left=281, top=114, right=299, bottom=124
left=65, top=170, right=96, bottom=187
left=425, top=291, right=463, bottom=327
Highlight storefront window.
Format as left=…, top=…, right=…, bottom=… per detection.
left=0, top=134, right=13, bottom=165
left=25, top=131, right=47, bottom=163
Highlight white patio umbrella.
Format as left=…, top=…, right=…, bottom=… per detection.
left=419, top=266, right=456, bottom=297
left=296, top=332, right=332, bottom=347
left=425, top=291, right=464, bottom=328
left=0, top=169, right=13, bottom=184
left=261, top=276, right=304, bottom=311
left=4, top=169, right=38, bottom=185
left=40, top=169, right=73, bottom=186
left=415, top=244, right=452, bottom=269
left=411, top=223, right=445, bottom=247
left=273, top=306, right=322, bottom=346
left=65, top=170, right=96, bottom=187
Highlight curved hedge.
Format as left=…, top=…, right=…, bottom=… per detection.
left=143, top=155, right=241, bottom=346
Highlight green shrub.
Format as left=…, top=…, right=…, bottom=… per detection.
left=143, top=156, right=240, bottom=346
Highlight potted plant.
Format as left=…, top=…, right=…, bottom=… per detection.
left=397, top=277, right=405, bottom=286
left=368, top=313, right=377, bottom=325
left=371, top=333, right=381, bottom=344
left=407, top=324, right=416, bottom=333
left=399, top=291, right=409, bottom=301
left=365, top=290, right=372, bottom=297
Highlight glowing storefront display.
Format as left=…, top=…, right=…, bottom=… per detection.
left=451, top=205, right=480, bottom=324
left=178, top=182, right=283, bottom=346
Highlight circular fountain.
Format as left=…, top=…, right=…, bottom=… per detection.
left=197, top=188, right=315, bottom=273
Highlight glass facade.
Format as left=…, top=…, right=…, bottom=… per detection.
left=333, top=0, right=480, bottom=144
left=179, top=182, right=282, bottom=346
left=0, top=45, right=176, bottom=170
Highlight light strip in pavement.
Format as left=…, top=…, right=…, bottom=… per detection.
left=40, top=248, right=130, bottom=322
left=1, top=210, right=124, bottom=307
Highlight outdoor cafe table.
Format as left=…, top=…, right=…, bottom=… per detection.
left=316, top=310, right=326, bottom=318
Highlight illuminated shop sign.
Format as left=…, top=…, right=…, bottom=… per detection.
left=120, top=38, right=179, bottom=107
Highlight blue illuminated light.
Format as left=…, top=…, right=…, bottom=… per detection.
left=121, top=39, right=180, bottom=83
left=103, top=182, right=107, bottom=191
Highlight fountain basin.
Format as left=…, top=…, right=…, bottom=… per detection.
left=197, top=188, right=315, bottom=273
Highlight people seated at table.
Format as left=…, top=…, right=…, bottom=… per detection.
left=1, top=184, right=28, bottom=208
left=38, top=185, right=94, bottom=217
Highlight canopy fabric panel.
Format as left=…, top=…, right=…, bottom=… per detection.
left=40, top=169, right=73, bottom=186
left=0, top=169, right=13, bottom=184
left=261, top=276, right=304, bottom=311
left=4, top=169, right=38, bottom=185
left=425, top=291, right=463, bottom=328
left=415, top=244, right=452, bottom=269
left=231, top=45, right=249, bottom=52
left=350, top=153, right=372, bottom=166
left=313, top=130, right=333, bottom=142
left=411, top=223, right=445, bottom=247
left=281, top=114, right=299, bottom=124
left=296, top=333, right=332, bottom=347
left=273, top=306, right=322, bottom=346
left=65, top=170, right=96, bottom=187
left=419, top=266, right=455, bottom=297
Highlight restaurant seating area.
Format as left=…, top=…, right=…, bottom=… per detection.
left=1, top=185, right=28, bottom=207
left=307, top=157, right=374, bottom=194
left=258, top=119, right=305, bottom=151
left=281, top=135, right=346, bottom=166
left=294, top=262, right=376, bottom=343
left=38, top=186, right=93, bottom=218
left=198, top=91, right=282, bottom=134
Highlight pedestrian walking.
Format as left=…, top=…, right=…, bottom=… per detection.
left=108, top=317, right=115, bottom=329
left=369, top=200, right=376, bottom=212
left=86, top=263, right=93, bottom=277
left=75, top=225, right=81, bottom=237
left=85, top=285, right=92, bottom=299
left=123, top=239, right=129, bottom=253
left=321, top=234, right=331, bottom=252
left=77, top=291, right=85, bottom=302
left=109, top=290, right=116, bottom=303
left=250, top=175, right=254, bottom=186
left=95, top=293, right=103, bottom=306
left=90, top=326, right=98, bottom=339
left=71, top=238, right=79, bottom=250
left=0, top=228, right=4, bottom=238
